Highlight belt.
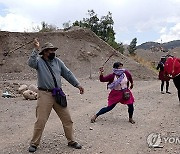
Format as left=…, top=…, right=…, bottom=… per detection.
left=38, top=87, right=52, bottom=92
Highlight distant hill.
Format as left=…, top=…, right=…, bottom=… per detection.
left=137, top=40, right=180, bottom=50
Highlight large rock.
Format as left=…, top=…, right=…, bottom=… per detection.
left=18, top=84, right=28, bottom=94
left=28, top=84, right=38, bottom=93
left=22, top=90, right=37, bottom=100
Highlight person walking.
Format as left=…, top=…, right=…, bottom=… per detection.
left=156, top=56, right=171, bottom=94
left=91, top=62, right=135, bottom=124
left=164, top=56, right=180, bottom=102
left=28, top=39, right=84, bottom=153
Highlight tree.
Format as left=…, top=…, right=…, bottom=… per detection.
left=33, top=21, right=58, bottom=32
left=73, top=10, right=99, bottom=32
left=128, top=38, right=137, bottom=55
left=116, top=42, right=125, bottom=54
left=98, top=12, right=114, bottom=42
left=63, top=20, right=71, bottom=31
left=72, top=10, right=124, bottom=53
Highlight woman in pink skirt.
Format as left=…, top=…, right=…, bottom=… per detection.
left=91, top=62, right=135, bottom=124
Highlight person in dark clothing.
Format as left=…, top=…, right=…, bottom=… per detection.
left=173, top=75, right=180, bottom=102
left=91, top=62, right=135, bottom=124
left=164, top=56, right=180, bottom=102
left=156, top=56, right=171, bottom=94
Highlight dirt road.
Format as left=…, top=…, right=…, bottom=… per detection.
left=0, top=78, right=180, bottom=154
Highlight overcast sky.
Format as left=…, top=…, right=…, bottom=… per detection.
left=0, top=0, right=180, bottom=45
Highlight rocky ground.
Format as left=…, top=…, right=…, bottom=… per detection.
left=0, top=77, right=180, bottom=154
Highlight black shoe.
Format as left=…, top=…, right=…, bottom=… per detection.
left=161, top=91, right=165, bottom=94
left=28, top=145, right=37, bottom=153
left=68, top=141, right=82, bottom=149
left=166, top=91, right=171, bottom=94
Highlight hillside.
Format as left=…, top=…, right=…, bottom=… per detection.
left=137, top=40, right=180, bottom=50
left=0, top=28, right=157, bottom=82
left=136, top=48, right=180, bottom=66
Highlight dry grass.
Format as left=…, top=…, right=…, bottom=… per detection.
left=129, top=54, right=158, bottom=74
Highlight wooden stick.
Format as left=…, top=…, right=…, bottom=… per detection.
left=102, top=53, right=114, bottom=66
left=9, top=40, right=34, bottom=53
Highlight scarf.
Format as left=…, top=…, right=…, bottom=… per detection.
left=108, top=68, right=125, bottom=90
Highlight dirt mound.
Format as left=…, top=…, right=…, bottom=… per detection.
left=0, top=28, right=157, bottom=82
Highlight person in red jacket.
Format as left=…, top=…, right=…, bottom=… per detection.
left=164, top=56, right=180, bottom=102
left=91, top=62, right=135, bottom=124
left=156, top=56, right=171, bottom=94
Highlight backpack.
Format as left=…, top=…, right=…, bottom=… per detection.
left=164, top=57, right=180, bottom=78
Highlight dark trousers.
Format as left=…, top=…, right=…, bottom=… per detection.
left=161, top=80, right=169, bottom=92
left=173, top=74, right=180, bottom=102
left=96, top=103, right=134, bottom=119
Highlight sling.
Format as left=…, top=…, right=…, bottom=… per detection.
left=42, top=57, right=58, bottom=87
left=42, top=57, right=67, bottom=107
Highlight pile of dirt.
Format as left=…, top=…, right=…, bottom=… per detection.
left=0, top=27, right=157, bottom=82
